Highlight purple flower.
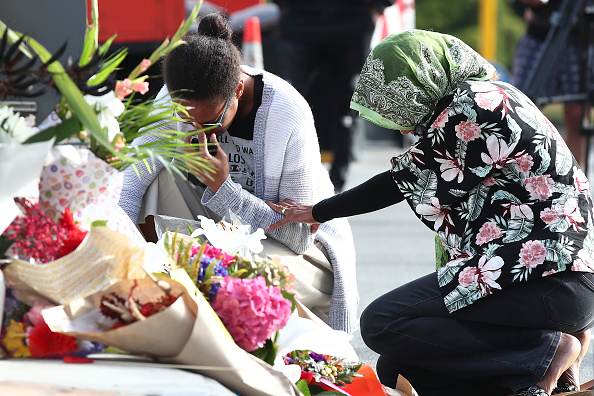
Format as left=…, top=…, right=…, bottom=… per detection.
left=309, top=352, right=328, bottom=363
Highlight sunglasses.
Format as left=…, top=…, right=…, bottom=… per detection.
left=200, top=95, right=233, bottom=128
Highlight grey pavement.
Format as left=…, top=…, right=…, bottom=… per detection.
left=344, top=138, right=594, bottom=388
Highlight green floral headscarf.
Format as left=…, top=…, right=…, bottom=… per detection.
left=350, top=30, right=496, bottom=130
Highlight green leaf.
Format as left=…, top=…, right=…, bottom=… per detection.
left=250, top=338, right=277, bottom=366
left=91, top=220, right=108, bottom=228
left=295, top=380, right=312, bottom=396
left=79, top=0, right=99, bottom=67
left=24, top=117, right=82, bottom=144
left=87, top=48, right=127, bottom=86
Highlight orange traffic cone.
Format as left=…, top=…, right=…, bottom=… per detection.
left=242, top=16, right=264, bottom=69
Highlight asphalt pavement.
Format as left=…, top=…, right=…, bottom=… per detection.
left=343, top=137, right=594, bottom=388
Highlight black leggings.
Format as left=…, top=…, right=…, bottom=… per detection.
left=360, top=271, right=594, bottom=396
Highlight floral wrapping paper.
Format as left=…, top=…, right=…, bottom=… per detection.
left=38, top=147, right=124, bottom=230
left=3, top=227, right=145, bottom=305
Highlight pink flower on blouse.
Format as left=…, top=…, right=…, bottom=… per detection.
left=476, top=255, right=504, bottom=294
left=455, top=120, right=481, bottom=142
left=432, top=109, right=449, bottom=129
left=540, top=208, right=560, bottom=225
left=573, top=166, right=590, bottom=197
left=572, top=248, right=594, bottom=272
left=481, top=135, right=518, bottom=169
left=514, top=153, right=534, bottom=174
left=458, top=266, right=479, bottom=287
left=434, top=150, right=464, bottom=183
left=483, top=176, right=496, bottom=186
left=519, top=240, right=547, bottom=268
left=524, top=175, right=555, bottom=200
left=476, top=221, right=503, bottom=245
left=553, top=197, right=586, bottom=232
left=415, top=197, right=453, bottom=234
left=471, top=82, right=512, bottom=119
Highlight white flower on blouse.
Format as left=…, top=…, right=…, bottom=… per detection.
left=434, top=149, right=464, bottom=183
left=481, top=135, right=518, bottom=169
left=416, top=197, right=453, bottom=233
left=84, top=91, right=125, bottom=142
left=470, top=81, right=512, bottom=120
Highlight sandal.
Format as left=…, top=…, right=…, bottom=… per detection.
left=514, top=385, right=550, bottom=396
left=552, top=382, right=578, bottom=394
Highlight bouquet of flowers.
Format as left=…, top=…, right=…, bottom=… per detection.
left=162, top=221, right=296, bottom=365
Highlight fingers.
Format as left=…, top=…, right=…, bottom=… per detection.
left=310, top=223, right=320, bottom=233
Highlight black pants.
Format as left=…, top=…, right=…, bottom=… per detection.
left=276, top=32, right=372, bottom=191
left=360, top=271, right=594, bottom=396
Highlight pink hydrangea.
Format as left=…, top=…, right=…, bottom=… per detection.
left=519, top=240, right=547, bottom=268
left=211, top=276, right=292, bottom=351
left=458, top=266, right=478, bottom=287
left=524, top=175, right=555, bottom=200
left=476, top=221, right=503, bottom=245
left=540, top=208, right=560, bottom=225
left=455, top=120, right=481, bottom=142
left=432, top=109, right=449, bottom=129
left=514, top=154, right=534, bottom=173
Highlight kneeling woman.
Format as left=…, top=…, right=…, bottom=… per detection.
left=268, top=30, right=594, bottom=396
left=118, top=13, right=358, bottom=334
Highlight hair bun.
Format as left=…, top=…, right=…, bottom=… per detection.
left=197, top=13, right=233, bottom=40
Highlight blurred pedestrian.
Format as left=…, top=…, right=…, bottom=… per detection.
left=267, top=30, right=594, bottom=396
left=511, top=0, right=591, bottom=169
left=273, top=0, right=395, bottom=192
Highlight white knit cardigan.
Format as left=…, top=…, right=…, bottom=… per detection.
left=118, top=66, right=359, bottom=333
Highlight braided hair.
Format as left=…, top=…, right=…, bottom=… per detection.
left=162, top=13, right=242, bottom=102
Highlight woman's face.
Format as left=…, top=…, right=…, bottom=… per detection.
left=179, top=94, right=238, bottom=138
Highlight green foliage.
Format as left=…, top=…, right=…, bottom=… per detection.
left=415, top=0, right=527, bottom=70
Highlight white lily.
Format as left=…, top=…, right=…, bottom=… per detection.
left=0, top=105, right=39, bottom=143
left=191, top=214, right=266, bottom=256
left=83, top=91, right=125, bottom=142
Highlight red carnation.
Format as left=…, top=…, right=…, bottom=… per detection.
left=27, top=323, right=79, bottom=358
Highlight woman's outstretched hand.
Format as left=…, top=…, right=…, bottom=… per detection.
left=266, top=199, right=321, bottom=233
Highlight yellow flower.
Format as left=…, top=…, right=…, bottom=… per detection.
left=3, top=320, right=30, bottom=357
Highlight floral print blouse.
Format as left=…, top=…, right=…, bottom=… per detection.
left=390, top=80, right=594, bottom=313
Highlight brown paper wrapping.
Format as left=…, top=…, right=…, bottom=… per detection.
left=44, top=271, right=302, bottom=396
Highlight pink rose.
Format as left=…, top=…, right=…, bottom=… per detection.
left=540, top=208, right=560, bottom=225
left=514, top=154, right=534, bottom=173
left=432, top=109, right=449, bottom=129
left=476, top=221, right=503, bottom=245
left=524, top=175, right=555, bottom=200
left=519, top=240, right=547, bottom=268
left=458, top=266, right=479, bottom=287
left=455, top=120, right=481, bottom=142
